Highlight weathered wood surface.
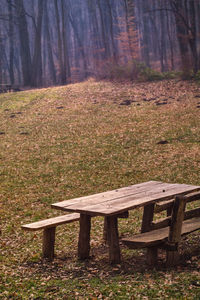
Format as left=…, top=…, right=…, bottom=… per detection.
left=154, top=191, right=200, bottom=213
left=103, top=211, right=129, bottom=242
left=147, top=247, right=158, bottom=265
left=42, top=227, right=56, bottom=260
left=152, top=208, right=200, bottom=231
left=21, top=213, right=80, bottom=231
left=106, top=216, right=121, bottom=264
left=22, top=213, right=80, bottom=261
left=151, top=191, right=200, bottom=231
left=122, top=216, right=200, bottom=249
left=154, top=199, right=174, bottom=213
left=166, top=195, right=187, bottom=266
left=141, top=203, right=155, bottom=233
left=78, top=214, right=91, bottom=260
left=52, top=181, right=200, bottom=216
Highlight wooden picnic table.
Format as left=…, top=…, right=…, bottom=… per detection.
left=51, top=181, right=200, bottom=264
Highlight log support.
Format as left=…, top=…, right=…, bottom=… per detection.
left=106, top=216, right=121, bottom=264
left=78, top=214, right=91, bottom=260
left=103, top=211, right=129, bottom=243
left=147, top=247, right=158, bottom=266
left=42, top=227, right=56, bottom=261
left=141, top=203, right=155, bottom=233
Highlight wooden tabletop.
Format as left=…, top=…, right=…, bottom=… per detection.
left=51, top=181, right=200, bottom=216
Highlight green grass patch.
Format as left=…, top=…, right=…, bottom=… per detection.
left=0, top=79, right=200, bottom=298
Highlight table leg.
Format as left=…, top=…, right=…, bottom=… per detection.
left=107, top=216, right=121, bottom=264
left=103, top=211, right=129, bottom=243
left=78, top=214, right=91, bottom=260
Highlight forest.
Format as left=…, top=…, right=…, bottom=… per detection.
left=0, top=0, right=200, bottom=88
left=1, top=1, right=200, bottom=299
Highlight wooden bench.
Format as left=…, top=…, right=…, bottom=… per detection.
left=22, top=213, right=80, bottom=261
left=122, top=191, right=200, bottom=267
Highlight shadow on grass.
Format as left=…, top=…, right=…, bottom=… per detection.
left=21, top=232, right=200, bottom=280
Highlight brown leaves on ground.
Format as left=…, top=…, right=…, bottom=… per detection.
left=0, top=78, right=200, bottom=298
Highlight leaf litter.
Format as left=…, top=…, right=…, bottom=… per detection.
left=0, top=79, right=200, bottom=299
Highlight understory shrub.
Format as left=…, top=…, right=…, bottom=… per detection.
left=99, top=60, right=180, bottom=82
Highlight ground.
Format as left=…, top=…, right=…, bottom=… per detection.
left=0, top=78, right=200, bottom=299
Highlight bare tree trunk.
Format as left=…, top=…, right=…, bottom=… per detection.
left=54, top=0, right=64, bottom=84
left=107, top=0, right=118, bottom=63
left=31, top=0, right=44, bottom=87
left=0, top=28, right=3, bottom=84
left=61, top=0, right=71, bottom=84
left=7, top=0, right=14, bottom=84
left=188, top=0, right=198, bottom=73
left=170, top=1, right=191, bottom=76
left=141, top=0, right=150, bottom=67
left=166, top=8, right=175, bottom=70
left=96, top=0, right=110, bottom=59
left=159, top=2, right=168, bottom=72
left=68, top=10, right=88, bottom=78
left=44, top=1, right=56, bottom=85
left=15, top=0, right=32, bottom=86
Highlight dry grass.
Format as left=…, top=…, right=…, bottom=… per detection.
left=0, top=78, right=200, bottom=299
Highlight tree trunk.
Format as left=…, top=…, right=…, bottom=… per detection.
left=15, top=0, right=32, bottom=86
left=31, top=0, right=44, bottom=87
left=7, top=0, right=14, bottom=84
left=170, top=1, right=191, bottom=76
left=44, top=1, right=56, bottom=85
left=61, top=0, right=71, bottom=84
left=54, top=0, right=64, bottom=84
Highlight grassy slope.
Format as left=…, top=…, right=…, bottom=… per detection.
left=0, top=79, right=200, bottom=299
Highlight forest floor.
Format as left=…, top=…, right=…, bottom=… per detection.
left=0, top=78, right=200, bottom=299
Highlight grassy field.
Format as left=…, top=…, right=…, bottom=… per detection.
left=0, top=78, right=200, bottom=299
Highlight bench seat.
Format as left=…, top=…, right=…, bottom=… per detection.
left=22, top=213, right=80, bottom=260
left=122, top=217, right=200, bottom=249
left=22, top=213, right=80, bottom=231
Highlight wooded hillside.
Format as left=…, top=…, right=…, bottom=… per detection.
left=0, top=0, right=200, bottom=87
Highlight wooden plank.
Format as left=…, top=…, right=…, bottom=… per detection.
left=60, top=184, right=200, bottom=216
left=181, top=217, right=200, bottom=234
left=122, top=227, right=169, bottom=248
left=122, top=217, right=200, bottom=249
left=21, top=213, right=80, bottom=231
left=154, top=199, right=174, bottom=213
left=155, top=191, right=200, bottom=213
left=152, top=207, right=200, bottom=230
left=51, top=181, right=163, bottom=210
left=151, top=217, right=171, bottom=230
left=185, top=207, right=200, bottom=219
left=186, top=191, right=200, bottom=202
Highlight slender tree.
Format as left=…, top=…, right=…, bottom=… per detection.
left=15, top=0, right=32, bottom=86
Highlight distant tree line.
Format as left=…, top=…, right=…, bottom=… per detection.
left=0, top=0, right=200, bottom=87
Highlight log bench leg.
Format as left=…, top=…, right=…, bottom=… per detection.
left=103, top=211, right=129, bottom=243
left=78, top=214, right=91, bottom=260
left=147, top=247, right=158, bottom=266
left=103, top=216, right=109, bottom=243
left=42, top=227, right=56, bottom=261
left=106, top=216, right=121, bottom=264
left=166, top=249, right=179, bottom=267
